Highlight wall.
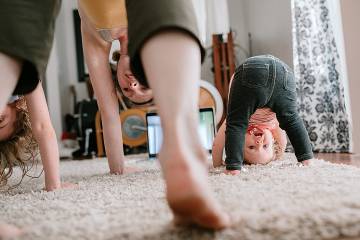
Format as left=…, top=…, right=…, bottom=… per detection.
left=199, top=0, right=235, bottom=84
left=227, top=0, right=249, bottom=63
left=55, top=1, right=88, bottom=121
left=243, top=0, right=293, bottom=67
left=227, top=0, right=293, bottom=66
left=46, top=40, right=62, bottom=137
left=341, top=0, right=360, bottom=153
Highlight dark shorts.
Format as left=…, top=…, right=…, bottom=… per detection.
left=126, top=0, right=205, bottom=88
left=0, top=0, right=61, bottom=95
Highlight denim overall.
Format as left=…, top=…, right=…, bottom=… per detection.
left=225, top=55, right=313, bottom=170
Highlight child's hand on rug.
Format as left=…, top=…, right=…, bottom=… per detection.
left=301, top=159, right=312, bottom=166
left=223, top=169, right=241, bottom=175
left=0, top=223, right=23, bottom=239
left=212, top=160, right=225, bottom=169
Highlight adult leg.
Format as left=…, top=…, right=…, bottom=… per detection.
left=80, top=16, right=126, bottom=174
left=141, top=31, right=230, bottom=229
left=0, top=52, right=22, bottom=111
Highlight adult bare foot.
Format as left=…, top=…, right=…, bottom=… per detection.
left=159, top=142, right=231, bottom=230
left=0, top=223, right=23, bottom=239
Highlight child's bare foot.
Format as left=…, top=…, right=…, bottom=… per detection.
left=224, top=169, right=241, bottom=175
left=159, top=143, right=231, bottom=230
left=0, top=223, right=23, bottom=239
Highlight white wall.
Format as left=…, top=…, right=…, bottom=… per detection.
left=46, top=39, right=62, bottom=137
left=341, top=0, right=360, bottom=154
left=199, top=0, right=235, bottom=84
left=244, top=0, right=293, bottom=67
left=227, top=0, right=249, bottom=63
left=200, top=0, right=249, bottom=84
left=227, top=0, right=293, bottom=67
left=55, top=1, right=88, bottom=120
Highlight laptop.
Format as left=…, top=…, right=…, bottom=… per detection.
left=146, top=108, right=216, bottom=158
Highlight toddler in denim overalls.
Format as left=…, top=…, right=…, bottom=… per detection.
left=212, top=55, right=313, bottom=174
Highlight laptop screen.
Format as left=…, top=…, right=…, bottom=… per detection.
left=146, top=108, right=216, bottom=158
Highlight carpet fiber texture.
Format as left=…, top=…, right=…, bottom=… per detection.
left=1, top=153, right=360, bottom=240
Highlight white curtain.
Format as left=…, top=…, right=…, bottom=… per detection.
left=291, top=0, right=351, bottom=152
left=192, top=0, right=230, bottom=47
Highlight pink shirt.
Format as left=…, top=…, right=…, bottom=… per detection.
left=248, top=108, right=279, bottom=133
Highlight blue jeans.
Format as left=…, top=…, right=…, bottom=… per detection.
left=225, top=55, right=313, bottom=170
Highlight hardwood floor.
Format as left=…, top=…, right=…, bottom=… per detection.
left=314, top=153, right=360, bottom=167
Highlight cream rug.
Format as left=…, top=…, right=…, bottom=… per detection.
left=1, top=153, right=360, bottom=240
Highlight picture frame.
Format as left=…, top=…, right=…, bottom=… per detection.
left=73, top=9, right=89, bottom=82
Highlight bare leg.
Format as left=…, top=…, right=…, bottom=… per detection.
left=141, top=31, right=230, bottom=229
left=95, top=84, right=125, bottom=173
left=0, top=52, right=22, bottom=111
left=0, top=223, right=23, bottom=239
left=80, top=20, right=125, bottom=174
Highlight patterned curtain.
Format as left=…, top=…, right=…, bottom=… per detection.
left=291, top=0, right=350, bottom=152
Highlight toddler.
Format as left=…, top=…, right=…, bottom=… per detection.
left=213, top=55, right=313, bottom=174
left=213, top=108, right=287, bottom=168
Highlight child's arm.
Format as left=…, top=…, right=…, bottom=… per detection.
left=25, top=84, right=61, bottom=191
left=213, top=74, right=243, bottom=175
left=272, top=126, right=287, bottom=157
left=212, top=120, right=226, bottom=168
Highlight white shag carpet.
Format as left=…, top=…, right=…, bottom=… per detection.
left=1, top=153, right=360, bottom=240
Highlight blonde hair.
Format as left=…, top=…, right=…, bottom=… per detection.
left=0, top=97, right=39, bottom=188
left=273, top=139, right=284, bottom=160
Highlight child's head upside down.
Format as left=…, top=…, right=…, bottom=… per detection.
left=0, top=97, right=37, bottom=187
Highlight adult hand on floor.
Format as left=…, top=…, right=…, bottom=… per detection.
left=124, top=166, right=143, bottom=174
left=111, top=166, right=143, bottom=175
left=44, top=182, right=78, bottom=191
